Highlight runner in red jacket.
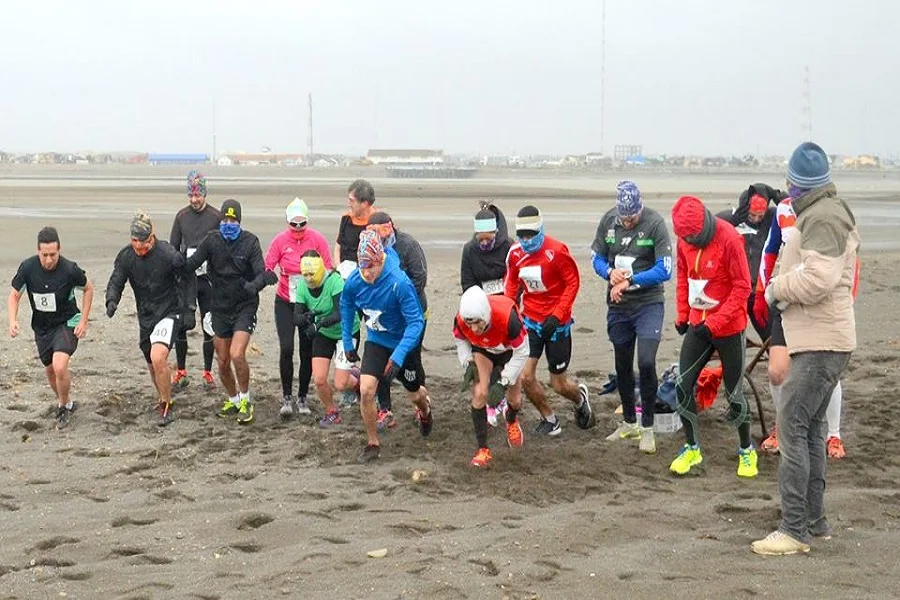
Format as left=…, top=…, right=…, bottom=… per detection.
left=669, top=195, right=757, bottom=478
left=504, top=205, right=595, bottom=436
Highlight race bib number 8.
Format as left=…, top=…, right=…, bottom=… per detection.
left=518, top=266, right=547, bottom=292
left=481, top=279, right=504, bottom=295
left=32, top=292, right=57, bottom=313
left=150, top=318, right=175, bottom=345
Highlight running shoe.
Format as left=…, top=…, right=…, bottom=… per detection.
left=218, top=399, right=239, bottom=418
left=761, top=426, right=779, bottom=454
left=415, top=400, right=433, bottom=437
left=506, top=419, right=524, bottom=448
left=55, top=405, right=70, bottom=430
left=157, top=400, right=174, bottom=427
left=171, top=369, right=189, bottom=389
left=826, top=436, right=846, bottom=459
left=737, top=446, right=759, bottom=478
left=639, top=426, right=657, bottom=454
left=201, top=370, right=216, bottom=391
left=751, top=530, right=810, bottom=556
left=319, top=409, right=341, bottom=428
left=669, top=444, right=703, bottom=475
left=534, top=417, right=562, bottom=436
left=487, top=397, right=508, bottom=427
left=340, top=390, right=360, bottom=408
left=470, top=447, right=492, bottom=467
left=574, top=383, right=596, bottom=429
left=605, top=421, right=641, bottom=441
left=809, top=520, right=835, bottom=540
left=236, top=398, right=254, bottom=424
left=376, top=409, right=396, bottom=430
left=358, top=444, right=381, bottom=463
left=295, top=396, right=312, bottom=415
left=279, top=395, right=295, bottom=419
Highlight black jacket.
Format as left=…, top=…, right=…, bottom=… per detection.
left=185, top=229, right=267, bottom=313
left=718, top=183, right=784, bottom=289
left=460, top=205, right=512, bottom=293
left=105, top=240, right=190, bottom=329
left=391, top=229, right=428, bottom=313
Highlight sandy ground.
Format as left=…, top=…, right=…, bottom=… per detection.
left=1, top=170, right=899, bottom=599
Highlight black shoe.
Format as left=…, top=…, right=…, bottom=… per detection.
left=358, top=444, right=381, bottom=463
left=157, top=401, right=174, bottom=427
left=574, top=384, right=596, bottom=430
left=55, top=406, right=70, bottom=430
left=416, top=400, right=433, bottom=438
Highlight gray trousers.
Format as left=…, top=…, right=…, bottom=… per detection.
left=777, top=350, right=851, bottom=542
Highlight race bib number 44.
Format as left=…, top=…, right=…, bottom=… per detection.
left=32, top=292, right=57, bottom=313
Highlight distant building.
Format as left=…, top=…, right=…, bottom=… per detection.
left=365, top=149, right=444, bottom=165
left=147, top=153, right=209, bottom=165
left=216, top=155, right=234, bottom=167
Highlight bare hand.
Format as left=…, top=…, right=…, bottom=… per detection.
left=74, top=319, right=88, bottom=339
left=610, top=280, right=629, bottom=303
left=609, top=268, right=628, bottom=285
left=9, top=321, right=19, bottom=338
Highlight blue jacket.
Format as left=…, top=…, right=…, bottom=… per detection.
left=340, top=252, right=424, bottom=366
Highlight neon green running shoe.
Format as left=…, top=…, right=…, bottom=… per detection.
left=670, top=444, right=703, bottom=475
left=236, top=398, right=254, bottom=425
left=737, top=446, right=759, bottom=478
left=218, top=399, right=239, bottom=418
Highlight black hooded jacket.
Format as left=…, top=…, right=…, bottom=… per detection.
left=717, top=183, right=784, bottom=289
left=460, top=204, right=512, bottom=293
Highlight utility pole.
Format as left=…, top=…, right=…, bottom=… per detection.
left=600, top=0, right=606, bottom=156
left=308, top=93, right=314, bottom=165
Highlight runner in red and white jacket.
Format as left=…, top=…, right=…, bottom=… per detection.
left=454, top=286, right=529, bottom=467
left=503, top=205, right=595, bottom=436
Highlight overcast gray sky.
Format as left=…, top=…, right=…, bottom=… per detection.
left=1, top=0, right=896, bottom=157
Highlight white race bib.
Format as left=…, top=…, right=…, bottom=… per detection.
left=518, top=266, right=547, bottom=293
left=187, top=248, right=207, bottom=276
left=338, top=260, right=357, bottom=280
left=150, top=318, right=175, bottom=345
left=481, top=279, right=504, bottom=295
left=614, top=255, right=636, bottom=276
left=202, top=312, right=214, bottom=336
left=734, top=223, right=757, bottom=237
left=687, top=278, right=720, bottom=310
left=288, top=274, right=303, bottom=303
left=32, top=292, right=57, bottom=313
left=362, top=308, right=386, bottom=332
left=333, top=347, right=358, bottom=371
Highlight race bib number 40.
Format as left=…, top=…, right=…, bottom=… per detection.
left=150, top=318, right=175, bottom=345
left=32, top=292, right=57, bottom=313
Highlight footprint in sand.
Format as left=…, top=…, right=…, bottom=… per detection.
left=236, top=512, right=274, bottom=530
left=28, top=535, right=80, bottom=553
left=111, top=515, right=159, bottom=527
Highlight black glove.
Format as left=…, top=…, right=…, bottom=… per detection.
left=293, top=305, right=311, bottom=327
left=489, top=380, right=508, bottom=403
left=263, top=270, right=278, bottom=286
left=541, top=315, right=561, bottom=342
left=383, top=359, right=400, bottom=382
left=106, top=300, right=117, bottom=318
left=460, top=361, right=478, bottom=392
left=242, top=281, right=258, bottom=298
left=182, top=310, right=196, bottom=331
left=303, top=321, right=318, bottom=339
left=345, top=348, right=361, bottom=364
left=691, top=323, right=713, bottom=343
left=675, top=321, right=689, bottom=336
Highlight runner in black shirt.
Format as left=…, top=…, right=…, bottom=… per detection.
left=9, top=227, right=94, bottom=429
left=105, top=212, right=191, bottom=426
left=169, top=170, right=221, bottom=390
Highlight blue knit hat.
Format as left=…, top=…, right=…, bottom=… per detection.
left=787, top=142, right=831, bottom=188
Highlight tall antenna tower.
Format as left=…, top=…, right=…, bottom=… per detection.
left=600, top=0, right=606, bottom=156
left=801, top=65, right=813, bottom=141
left=307, top=93, right=314, bottom=164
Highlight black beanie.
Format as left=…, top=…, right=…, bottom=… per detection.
left=221, top=199, right=242, bottom=222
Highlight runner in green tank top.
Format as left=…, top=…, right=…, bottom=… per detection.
left=294, top=250, right=361, bottom=427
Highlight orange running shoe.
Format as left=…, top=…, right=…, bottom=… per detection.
left=470, top=447, right=492, bottom=467
left=171, top=369, right=188, bottom=389
left=201, top=370, right=215, bottom=390
left=761, top=426, right=779, bottom=454
left=827, top=436, right=846, bottom=459
left=506, top=419, right=524, bottom=448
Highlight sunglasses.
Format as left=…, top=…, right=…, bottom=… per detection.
left=463, top=317, right=484, bottom=325
left=289, top=220, right=308, bottom=229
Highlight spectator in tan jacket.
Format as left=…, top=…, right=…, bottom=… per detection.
left=752, top=142, right=860, bottom=557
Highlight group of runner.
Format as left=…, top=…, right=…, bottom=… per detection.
left=7, top=145, right=856, bottom=478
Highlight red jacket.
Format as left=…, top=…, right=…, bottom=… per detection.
left=504, top=236, right=580, bottom=323
left=453, top=295, right=526, bottom=353
left=672, top=197, right=750, bottom=338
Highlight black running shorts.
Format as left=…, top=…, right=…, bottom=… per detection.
left=360, top=340, right=425, bottom=392
left=35, top=325, right=78, bottom=366
left=139, top=315, right=180, bottom=363
left=212, top=303, right=258, bottom=338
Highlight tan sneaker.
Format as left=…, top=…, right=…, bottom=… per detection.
left=639, top=426, right=656, bottom=454
left=751, top=530, right=810, bottom=556
left=605, top=421, right=641, bottom=441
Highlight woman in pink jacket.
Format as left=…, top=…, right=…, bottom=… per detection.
left=265, top=198, right=333, bottom=418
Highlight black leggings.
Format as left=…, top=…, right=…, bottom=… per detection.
left=675, top=328, right=750, bottom=448
left=274, top=296, right=313, bottom=399
left=614, top=338, right=660, bottom=429
left=175, top=277, right=214, bottom=371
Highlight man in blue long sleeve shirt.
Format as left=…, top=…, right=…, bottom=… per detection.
left=590, top=181, right=673, bottom=453
left=340, top=230, right=432, bottom=462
